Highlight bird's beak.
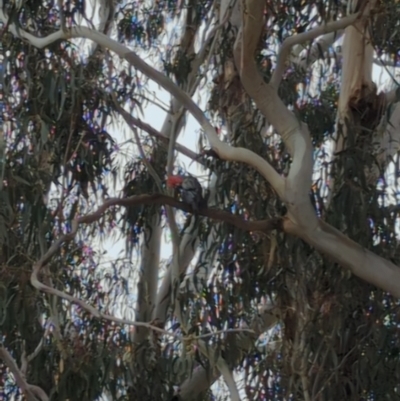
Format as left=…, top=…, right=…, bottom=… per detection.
left=167, top=176, right=182, bottom=187
left=166, top=178, right=175, bottom=188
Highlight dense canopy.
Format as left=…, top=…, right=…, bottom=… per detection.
left=1, top=0, right=400, bottom=400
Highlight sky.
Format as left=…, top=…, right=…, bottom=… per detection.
left=75, top=0, right=399, bottom=263
left=89, top=0, right=399, bottom=346
left=2, top=1, right=398, bottom=398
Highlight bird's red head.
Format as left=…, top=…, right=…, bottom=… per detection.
left=167, top=175, right=184, bottom=188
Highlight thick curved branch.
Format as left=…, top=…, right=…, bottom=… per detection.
left=0, top=20, right=284, bottom=199
left=234, top=0, right=316, bottom=228
left=0, top=345, right=48, bottom=401
left=271, top=13, right=360, bottom=89
left=7, top=1, right=400, bottom=299
left=232, top=0, right=400, bottom=298
left=285, top=219, right=400, bottom=298
left=291, top=30, right=344, bottom=71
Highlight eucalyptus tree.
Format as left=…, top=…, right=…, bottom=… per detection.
left=1, top=0, right=400, bottom=400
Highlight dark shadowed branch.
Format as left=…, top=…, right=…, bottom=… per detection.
left=77, top=193, right=281, bottom=232
left=29, top=193, right=279, bottom=343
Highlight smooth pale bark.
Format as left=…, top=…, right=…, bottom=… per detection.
left=234, top=0, right=316, bottom=229
left=271, top=14, right=359, bottom=89
left=132, top=97, right=186, bottom=345
left=4, top=1, right=400, bottom=399
left=234, top=0, right=400, bottom=296
left=4, top=0, right=400, bottom=355
left=323, top=0, right=379, bottom=207
left=337, top=0, right=376, bottom=151
left=285, top=219, right=400, bottom=297
left=133, top=215, right=162, bottom=343
left=152, top=9, right=224, bottom=326
left=291, top=30, right=344, bottom=71
left=0, top=345, right=49, bottom=401
left=0, top=20, right=285, bottom=199
left=134, top=2, right=208, bottom=343
left=4, top=0, right=398, bottom=306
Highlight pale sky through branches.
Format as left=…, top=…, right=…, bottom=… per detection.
left=8, top=1, right=398, bottom=398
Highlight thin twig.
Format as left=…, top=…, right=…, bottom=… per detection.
left=29, top=192, right=278, bottom=343
left=117, top=106, right=203, bottom=162
left=111, top=93, right=164, bottom=192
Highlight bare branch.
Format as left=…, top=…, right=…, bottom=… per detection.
left=0, top=345, right=49, bottom=401
left=271, top=13, right=360, bottom=89
left=285, top=218, right=400, bottom=298
left=384, top=87, right=400, bottom=104
left=291, top=31, right=344, bottom=71
left=6, top=0, right=400, bottom=301
left=28, top=193, right=278, bottom=342
left=114, top=102, right=203, bottom=163
left=231, top=0, right=400, bottom=298
left=77, top=194, right=280, bottom=232
left=0, top=18, right=284, bottom=199
left=234, top=0, right=316, bottom=228
left=198, top=341, right=242, bottom=401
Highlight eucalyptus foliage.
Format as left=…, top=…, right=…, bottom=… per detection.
left=1, top=1, right=400, bottom=401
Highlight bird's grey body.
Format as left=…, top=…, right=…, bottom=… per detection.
left=180, top=176, right=204, bottom=213
left=167, top=175, right=205, bottom=212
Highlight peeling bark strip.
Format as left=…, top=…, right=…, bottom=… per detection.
left=337, top=0, right=379, bottom=155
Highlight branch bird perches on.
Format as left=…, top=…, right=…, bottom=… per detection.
left=1, top=0, right=400, bottom=297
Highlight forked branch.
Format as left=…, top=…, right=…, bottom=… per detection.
left=29, top=193, right=278, bottom=342
left=271, top=13, right=360, bottom=89
left=234, top=0, right=400, bottom=297
left=0, top=345, right=49, bottom=401
left=3, top=3, right=400, bottom=299
left=0, top=15, right=285, bottom=199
